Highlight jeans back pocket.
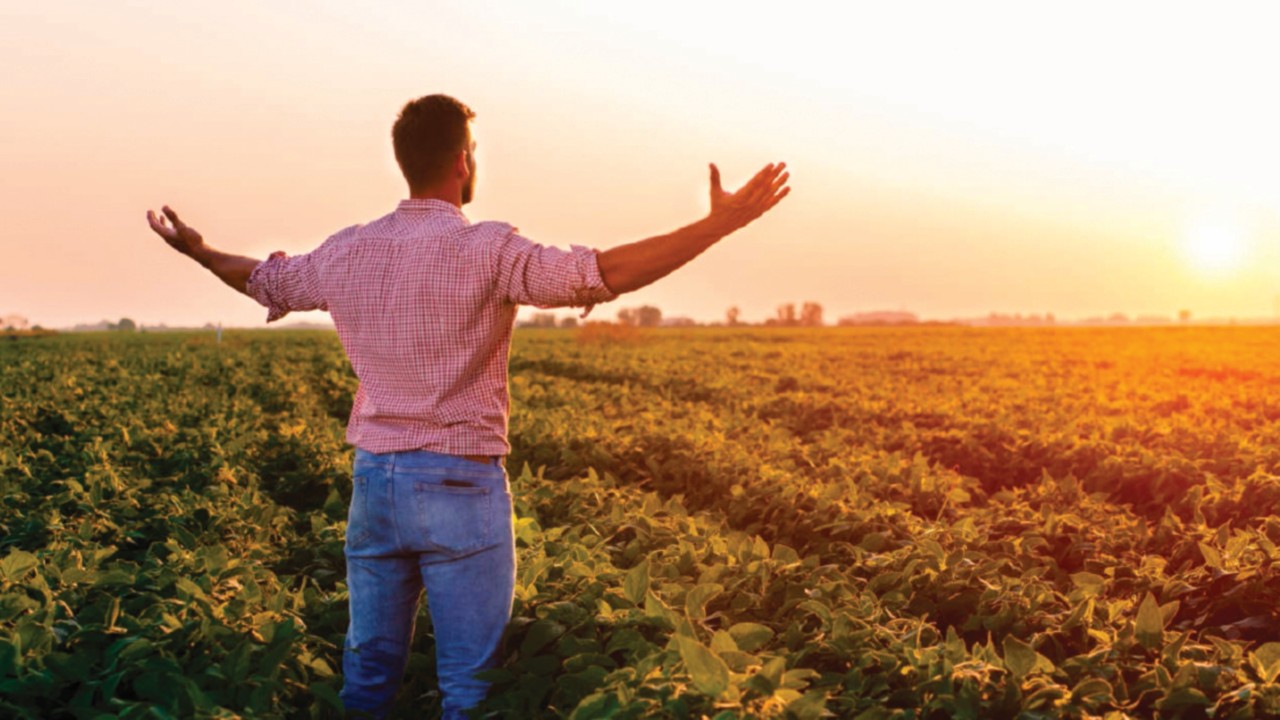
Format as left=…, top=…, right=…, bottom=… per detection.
left=412, top=480, right=493, bottom=555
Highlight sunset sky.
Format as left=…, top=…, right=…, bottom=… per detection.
left=3, top=2, right=1279, bottom=328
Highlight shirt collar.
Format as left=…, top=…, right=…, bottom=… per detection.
left=396, top=198, right=468, bottom=220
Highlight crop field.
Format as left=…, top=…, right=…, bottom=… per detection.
left=4, top=326, right=1280, bottom=719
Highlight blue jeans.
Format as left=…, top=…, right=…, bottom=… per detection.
left=339, top=448, right=515, bottom=719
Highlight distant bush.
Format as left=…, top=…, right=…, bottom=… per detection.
left=3, top=327, right=58, bottom=340
left=575, top=321, right=641, bottom=345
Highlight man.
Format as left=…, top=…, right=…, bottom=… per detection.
left=146, top=93, right=789, bottom=719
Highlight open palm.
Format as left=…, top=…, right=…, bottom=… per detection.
left=709, top=162, right=790, bottom=233
left=146, top=205, right=205, bottom=258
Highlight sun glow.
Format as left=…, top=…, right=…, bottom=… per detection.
left=1183, top=216, right=1249, bottom=277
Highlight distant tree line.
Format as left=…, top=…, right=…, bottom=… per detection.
left=763, top=302, right=823, bottom=327
left=517, top=313, right=578, bottom=329
left=616, top=306, right=663, bottom=327
left=517, top=303, right=832, bottom=329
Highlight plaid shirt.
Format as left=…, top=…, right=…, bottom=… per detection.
left=245, top=198, right=616, bottom=455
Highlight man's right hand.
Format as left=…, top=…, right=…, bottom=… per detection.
left=708, top=162, right=790, bottom=234
left=145, top=204, right=262, bottom=295
left=146, top=206, right=207, bottom=260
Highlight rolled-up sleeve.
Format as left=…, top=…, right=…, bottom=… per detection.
left=490, top=228, right=617, bottom=316
left=245, top=250, right=328, bottom=323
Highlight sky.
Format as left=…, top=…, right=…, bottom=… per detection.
left=3, top=1, right=1279, bottom=328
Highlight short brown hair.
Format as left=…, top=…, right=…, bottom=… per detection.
left=392, top=94, right=475, bottom=190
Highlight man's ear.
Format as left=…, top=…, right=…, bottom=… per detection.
left=454, top=149, right=470, bottom=179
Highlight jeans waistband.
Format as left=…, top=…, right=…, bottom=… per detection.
left=354, top=447, right=505, bottom=469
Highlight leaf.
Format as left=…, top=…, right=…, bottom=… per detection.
left=644, top=591, right=677, bottom=627
left=786, top=689, right=830, bottom=720
left=1170, top=661, right=1197, bottom=690
left=175, top=577, right=206, bottom=600
left=107, top=596, right=120, bottom=630
left=92, top=546, right=118, bottom=563
left=0, top=550, right=38, bottom=581
left=1250, top=642, right=1280, bottom=683
left=309, top=657, right=335, bottom=678
left=943, top=626, right=966, bottom=663
left=519, top=619, right=565, bottom=657
left=310, top=683, right=343, bottom=712
left=570, top=693, right=621, bottom=720
left=1063, top=598, right=1095, bottom=629
left=623, top=559, right=649, bottom=606
left=514, top=516, right=541, bottom=545
left=194, top=544, right=229, bottom=573
left=1135, top=593, right=1165, bottom=650
left=728, top=622, right=775, bottom=653
left=0, top=639, right=18, bottom=676
left=557, top=665, right=610, bottom=702
left=796, top=599, right=831, bottom=625
left=781, top=668, right=821, bottom=689
left=0, top=593, right=40, bottom=622
left=1070, top=572, right=1106, bottom=597
left=15, top=619, right=53, bottom=658
left=772, top=544, right=801, bottom=564
left=718, top=649, right=759, bottom=673
left=685, top=583, right=724, bottom=621
left=920, top=539, right=945, bottom=560
left=1157, top=686, right=1210, bottom=710
left=675, top=635, right=729, bottom=697
left=710, top=630, right=737, bottom=654
left=1198, top=542, right=1223, bottom=569
left=1025, top=684, right=1067, bottom=709
left=1003, top=635, right=1038, bottom=679
left=1071, top=677, right=1114, bottom=705
left=563, top=652, right=616, bottom=673
left=747, top=655, right=787, bottom=695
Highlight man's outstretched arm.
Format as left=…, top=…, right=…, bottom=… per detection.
left=596, top=162, right=790, bottom=295
left=145, top=206, right=259, bottom=294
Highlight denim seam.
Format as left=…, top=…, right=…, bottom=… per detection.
left=352, top=476, right=371, bottom=547
left=389, top=452, right=405, bottom=551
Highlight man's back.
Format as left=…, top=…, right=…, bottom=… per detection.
left=245, top=198, right=615, bottom=455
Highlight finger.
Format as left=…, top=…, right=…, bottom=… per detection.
left=709, top=163, right=722, bottom=194
left=750, top=179, right=791, bottom=216
left=760, top=162, right=786, bottom=189
left=146, top=210, right=169, bottom=233
left=745, top=163, right=775, bottom=191
left=745, top=163, right=785, bottom=203
left=162, top=205, right=186, bottom=229
left=729, top=163, right=766, bottom=196
left=748, top=162, right=786, bottom=198
left=751, top=185, right=786, bottom=213
left=764, top=185, right=791, bottom=211
left=769, top=171, right=790, bottom=195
